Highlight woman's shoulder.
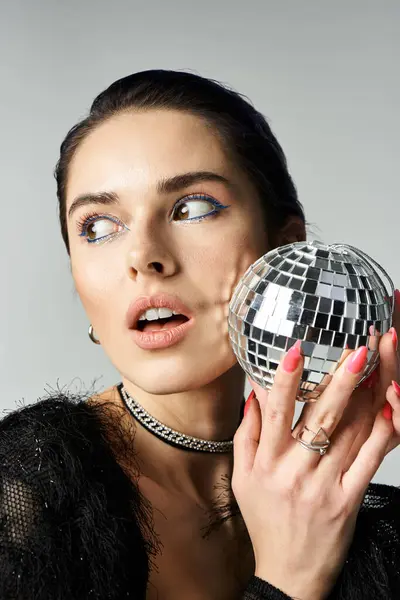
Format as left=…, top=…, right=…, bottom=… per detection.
left=0, top=382, right=152, bottom=536
left=0, top=384, right=133, bottom=473
left=0, top=384, right=159, bottom=599
left=2, top=388, right=89, bottom=470
left=0, top=383, right=113, bottom=436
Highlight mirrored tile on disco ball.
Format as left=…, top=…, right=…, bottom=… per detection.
left=309, top=371, right=325, bottom=384
left=313, top=344, right=330, bottom=359
left=276, top=273, right=290, bottom=286
left=268, top=255, right=281, bottom=267
left=333, top=332, right=347, bottom=347
left=293, top=323, right=307, bottom=338
left=319, top=330, right=333, bottom=345
left=333, top=300, right=345, bottom=315
left=287, top=304, right=302, bottom=321
left=255, top=280, right=268, bottom=295
left=315, top=258, right=330, bottom=270
left=274, top=335, right=287, bottom=350
left=292, top=264, right=306, bottom=276
left=316, top=282, right=332, bottom=298
left=315, top=313, right=329, bottom=329
left=362, top=305, right=372, bottom=320
left=308, top=357, right=325, bottom=371
left=324, top=360, right=339, bottom=375
left=248, top=339, right=257, bottom=354
left=303, top=280, right=318, bottom=294
left=265, top=316, right=281, bottom=334
left=347, top=334, right=358, bottom=349
left=265, top=269, right=279, bottom=283
left=320, top=270, right=334, bottom=284
left=359, top=289, right=368, bottom=303
left=268, top=347, right=283, bottom=363
left=343, top=318, right=355, bottom=334
left=331, top=287, right=346, bottom=301
left=326, top=346, right=344, bottom=361
left=300, top=309, right=316, bottom=326
left=304, top=295, right=319, bottom=311
left=319, top=297, right=333, bottom=313
left=252, top=326, right=263, bottom=341
left=279, top=320, right=295, bottom=338
left=306, top=267, right=320, bottom=281
left=288, top=277, right=304, bottom=291
left=346, top=288, right=357, bottom=302
left=333, top=273, right=348, bottom=286
left=306, top=327, right=321, bottom=343
left=345, top=303, right=358, bottom=318
left=330, top=261, right=343, bottom=272
left=290, top=290, right=305, bottom=307
left=349, top=275, right=360, bottom=288
left=328, top=314, right=342, bottom=331
left=301, top=341, right=315, bottom=356
left=261, top=330, right=274, bottom=345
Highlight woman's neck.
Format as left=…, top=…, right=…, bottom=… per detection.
left=111, top=365, right=246, bottom=506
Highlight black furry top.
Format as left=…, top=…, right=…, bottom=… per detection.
left=1, top=385, right=400, bottom=599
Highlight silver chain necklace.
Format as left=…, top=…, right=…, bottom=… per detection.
left=118, top=383, right=244, bottom=453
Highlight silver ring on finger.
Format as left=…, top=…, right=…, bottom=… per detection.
left=296, top=425, right=331, bottom=456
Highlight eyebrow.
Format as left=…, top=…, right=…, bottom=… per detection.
left=67, top=170, right=235, bottom=220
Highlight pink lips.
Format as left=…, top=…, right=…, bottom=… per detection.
left=130, top=318, right=195, bottom=350
left=125, top=293, right=194, bottom=331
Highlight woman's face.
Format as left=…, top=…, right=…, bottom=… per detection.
left=65, top=109, right=270, bottom=394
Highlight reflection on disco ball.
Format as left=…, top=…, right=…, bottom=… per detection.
left=228, top=241, right=394, bottom=402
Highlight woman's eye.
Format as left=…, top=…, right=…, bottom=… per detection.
left=78, top=215, right=124, bottom=243
left=172, top=197, right=224, bottom=221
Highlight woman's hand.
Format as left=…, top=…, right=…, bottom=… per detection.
left=232, top=321, right=399, bottom=600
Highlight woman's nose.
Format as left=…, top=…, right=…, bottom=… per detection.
left=125, top=225, right=178, bottom=280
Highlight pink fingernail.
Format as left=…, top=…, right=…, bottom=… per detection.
left=282, top=340, right=302, bottom=373
left=347, top=346, right=368, bottom=374
left=382, top=401, right=393, bottom=421
left=244, top=390, right=256, bottom=417
left=389, top=327, right=398, bottom=351
left=392, top=380, right=400, bottom=398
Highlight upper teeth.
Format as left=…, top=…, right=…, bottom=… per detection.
left=138, top=308, right=181, bottom=321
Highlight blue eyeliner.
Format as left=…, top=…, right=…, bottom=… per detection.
left=77, top=193, right=230, bottom=244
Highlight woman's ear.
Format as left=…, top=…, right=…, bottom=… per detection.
left=273, top=216, right=306, bottom=247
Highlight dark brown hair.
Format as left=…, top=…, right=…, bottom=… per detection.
left=54, top=69, right=305, bottom=255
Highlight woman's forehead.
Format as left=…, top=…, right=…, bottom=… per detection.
left=66, top=109, right=232, bottom=203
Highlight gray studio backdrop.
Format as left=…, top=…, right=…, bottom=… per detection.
left=0, top=1, right=399, bottom=484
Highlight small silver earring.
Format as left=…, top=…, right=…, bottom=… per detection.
left=88, top=324, right=101, bottom=345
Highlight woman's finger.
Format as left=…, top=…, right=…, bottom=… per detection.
left=291, top=346, right=368, bottom=471
left=374, top=328, right=398, bottom=412
left=255, top=340, right=303, bottom=463
left=233, top=388, right=263, bottom=478
left=383, top=381, right=400, bottom=455
left=341, top=405, right=393, bottom=504
left=317, top=385, right=375, bottom=476
left=393, top=289, right=400, bottom=362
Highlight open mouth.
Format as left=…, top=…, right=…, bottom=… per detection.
left=136, top=314, right=189, bottom=332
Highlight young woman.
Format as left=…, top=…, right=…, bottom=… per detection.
left=1, top=69, right=400, bottom=600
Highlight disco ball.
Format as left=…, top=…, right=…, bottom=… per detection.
left=228, top=241, right=395, bottom=402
